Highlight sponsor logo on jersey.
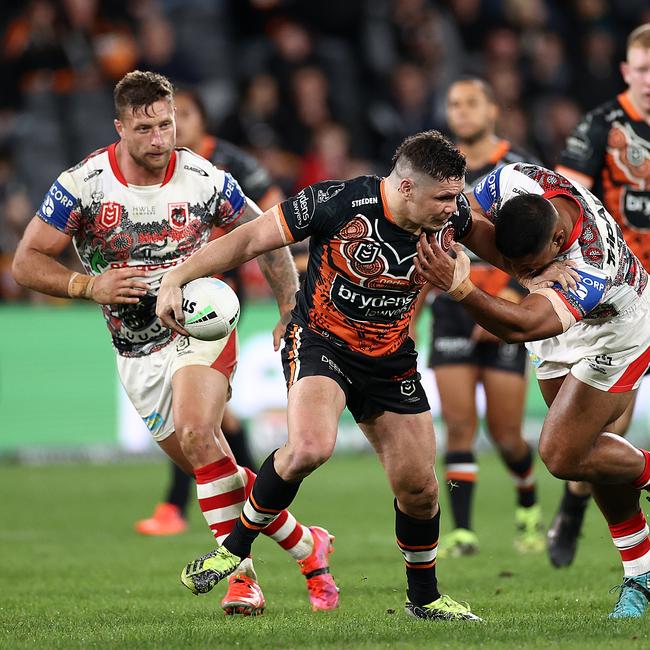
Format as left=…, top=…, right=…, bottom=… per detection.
left=332, top=275, right=417, bottom=323
left=623, top=189, right=650, bottom=229
left=351, top=196, right=378, bottom=208
left=83, top=169, right=103, bottom=182
left=99, top=202, right=123, bottom=228
left=473, top=166, right=503, bottom=212
left=556, top=268, right=607, bottom=316
left=317, top=183, right=345, bottom=203
left=168, top=202, right=189, bottom=230
left=290, top=187, right=315, bottom=229
left=184, top=164, right=209, bottom=177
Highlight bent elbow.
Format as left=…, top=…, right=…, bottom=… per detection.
left=11, top=252, right=27, bottom=287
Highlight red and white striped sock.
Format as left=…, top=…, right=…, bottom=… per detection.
left=633, top=449, right=650, bottom=490
left=610, top=511, right=650, bottom=577
left=241, top=467, right=313, bottom=561
left=194, top=457, right=245, bottom=545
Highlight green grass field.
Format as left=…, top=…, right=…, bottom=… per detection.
left=1, top=452, right=648, bottom=649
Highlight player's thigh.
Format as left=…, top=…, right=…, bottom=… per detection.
left=433, top=365, right=479, bottom=445
left=286, top=375, right=346, bottom=457
left=359, top=410, right=437, bottom=496
left=482, top=368, right=526, bottom=443
left=539, top=374, right=635, bottom=461
left=172, top=364, right=229, bottom=432
left=608, top=390, right=638, bottom=436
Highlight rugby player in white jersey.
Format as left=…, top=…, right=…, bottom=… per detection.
left=415, top=162, right=650, bottom=619
left=12, top=70, right=339, bottom=616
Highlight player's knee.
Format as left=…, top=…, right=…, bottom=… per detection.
left=282, top=439, right=334, bottom=480
left=176, top=422, right=218, bottom=458
left=445, top=419, right=475, bottom=445
left=493, top=435, right=524, bottom=461
left=539, top=440, right=578, bottom=480
left=395, top=476, right=439, bottom=518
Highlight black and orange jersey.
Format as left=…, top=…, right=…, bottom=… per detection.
left=557, top=92, right=650, bottom=269
left=274, top=176, right=472, bottom=357
left=463, top=140, right=537, bottom=295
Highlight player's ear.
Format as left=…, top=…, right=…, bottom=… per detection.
left=114, top=118, right=124, bottom=138
left=552, top=229, right=565, bottom=251
left=620, top=61, right=630, bottom=85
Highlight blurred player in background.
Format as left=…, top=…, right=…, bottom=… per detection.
left=12, top=71, right=339, bottom=616
left=134, top=87, right=285, bottom=537
left=549, top=23, right=650, bottom=568
left=417, top=78, right=543, bottom=558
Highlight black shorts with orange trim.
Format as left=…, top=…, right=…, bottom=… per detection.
left=281, top=322, right=430, bottom=423
left=429, top=294, right=527, bottom=374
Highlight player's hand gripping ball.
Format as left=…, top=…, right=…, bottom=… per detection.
left=181, top=277, right=240, bottom=341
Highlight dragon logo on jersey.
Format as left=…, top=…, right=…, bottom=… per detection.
left=168, top=202, right=189, bottom=230
left=99, top=202, right=122, bottom=228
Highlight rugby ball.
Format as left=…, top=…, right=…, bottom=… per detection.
left=181, top=277, right=240, bottom=341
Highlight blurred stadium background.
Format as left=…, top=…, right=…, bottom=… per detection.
left=2, top=0, right=650, bottom=460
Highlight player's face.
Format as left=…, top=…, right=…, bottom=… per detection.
left=446, top=81, right=497, bottom=143
left=174, top=93, right=204, bottom=150
left=622, top=46, right=650, bottom=115
left=406, top=175, right=465, bottom=232
left=115, top=99, right=176, bottom=173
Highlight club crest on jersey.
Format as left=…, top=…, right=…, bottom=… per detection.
left=99, top=202, right=123, bottom=228
left=168, top=202, right=189, bottom=230
left=439, top=223, right=455, bottom=252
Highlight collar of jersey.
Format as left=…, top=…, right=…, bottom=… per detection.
left=108, top=142, right=177, bottom=187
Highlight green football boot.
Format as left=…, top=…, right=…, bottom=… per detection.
left=180, top=546, right=242, bottom=595
left=514, top=505, right=545, bottom=553
left=437, top=528, right=480, bottom=559
left=405, top=594, right=482, bottom=621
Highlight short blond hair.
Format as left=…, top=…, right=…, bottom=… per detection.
left=627, top=23, right=650, bottom=53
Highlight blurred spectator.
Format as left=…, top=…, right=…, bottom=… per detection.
left=0, top=147, right=32, bottom=300
left=134, top=14, right=201, bottom=86
left=531, top=96, right=582, bottom=166
left=293, top=122, right=373, bottom=191
left=573, top=28, right=626, bottom=110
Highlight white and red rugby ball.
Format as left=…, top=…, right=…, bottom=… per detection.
left=181, top=277, right=240, bottom=341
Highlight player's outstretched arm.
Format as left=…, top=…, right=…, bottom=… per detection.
left=415, top=234, right=565, bottom=343
left=156, top=207, right=286, bottom=334
left=12, top=217, right=148, bottom=304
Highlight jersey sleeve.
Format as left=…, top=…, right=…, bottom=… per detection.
left=275, top=181, right=347, bottom=244
left=36, top=171, right=81, bottom=236
left=451, top=192, right=472, bottom=240
left=556, top=111, right=609, bottom=185
left=214, top=170, right=247, bottom=227
left=549, top=266, right=608, bottom=322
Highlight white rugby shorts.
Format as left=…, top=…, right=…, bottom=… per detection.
left=116, top=331, right=238, bottom=442
left=527, top=290, right=650, bottom=392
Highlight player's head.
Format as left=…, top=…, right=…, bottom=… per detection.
left=495, top=194, right=564, bottom=272
left=446, top=77, right=498, bottom=144
left=622, top=24, right=650, bottom=116
left=389, top=130, right=466, bottom=231
left=174, top=88, right=208, bottom=151
left=113, top=70, right=176, bottom=173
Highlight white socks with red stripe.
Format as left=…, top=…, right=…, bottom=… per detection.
left=610, top=511, right=650, bottom=577
left=194, top=457, right=313, bottom=562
